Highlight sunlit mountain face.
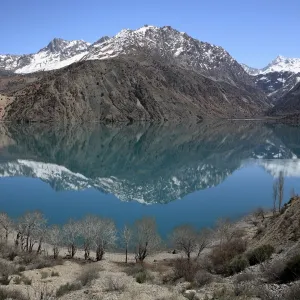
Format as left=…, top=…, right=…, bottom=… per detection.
left=0, top=121, right=299, bottom=205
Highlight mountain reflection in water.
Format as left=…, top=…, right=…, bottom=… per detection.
left=1, top=121, right=300, bottom=235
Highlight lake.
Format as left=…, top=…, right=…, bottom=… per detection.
left=0, top=121, right=300, bottom=238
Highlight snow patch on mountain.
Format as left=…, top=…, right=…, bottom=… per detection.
left=259, top=159, right=300, bottom=178
left=0, top=39, right=90, bottom=74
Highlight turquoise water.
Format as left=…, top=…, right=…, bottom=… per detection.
left=0, top=121, right=300, bottom=237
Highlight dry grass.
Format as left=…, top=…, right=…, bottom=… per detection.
left=76, top=264, right=101, bottom=286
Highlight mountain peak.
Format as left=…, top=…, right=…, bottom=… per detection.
left=243, top=55, right=300, bottom=76
left=266, top=55, right=300, bottom=74
left=44, top=38, right=69, bottom=53
left=92, top=36, right=110, bottom=47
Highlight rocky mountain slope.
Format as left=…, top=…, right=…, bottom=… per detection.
left=268, top=81, right=300, bottom=117
left=242, top=56, right=300, bottom=102
left=3, top=55, right=269, bottom=122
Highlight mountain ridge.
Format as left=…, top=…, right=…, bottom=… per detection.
left=0, top=25, right=254, bottom=85
left=0, top=25, right=271, bottom=122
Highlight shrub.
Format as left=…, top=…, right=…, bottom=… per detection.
left=173, top=258, right=201, bottom=282
left=14, top=276, right=22, bottom=284
left=0, top=261, right=17, bottom=285
left=20, top=253, right=64, bottom=270
left=235, top=272, right=256, bottom=284
left=0, top=260, right=17, bottom=276
left=122, top=263, right=144, bottom=277
left=263, top=259, right=286, bottom=283
left=7, top=250, right=18, bottom=261
left=0, top=275, right=10, bottom=285
left=41, top=271, right=49, bottom=279
left=0, top=287, right=28, bottom=300
left=105, top=276, right=125, bottom=292
left=21, top=253, right=36, bottom=265
left=56, top=282, right=82, bottom=297
left=247, top=245, right=274, bottom=266
left=135, top=269, right=153, bottom=284
left=209, top=238, right=247, bottom=274
left=21, top=275, right=32, bottom=285
left=284, top=283, right=300, bottom=300
left=279, top=255, right=300, bottom=283
left=136, top=271, right=147, bottom=283
left=18, top=266, right=26, bottom=272
left=227, top=255, right=249, bottom=275
left=77, top=265, right=100, bottom=286
left=193, top=270, right=213, bottom=287
left=51, top=271, right=60, bottom=277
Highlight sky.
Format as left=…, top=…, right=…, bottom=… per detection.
left=0, top=0, right=299, bottom=68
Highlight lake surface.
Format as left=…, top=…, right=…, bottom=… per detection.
left=0, top=121, right=300, bottom=237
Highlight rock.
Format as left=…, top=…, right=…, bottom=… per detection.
left=183, top=290, right=200, bottom=300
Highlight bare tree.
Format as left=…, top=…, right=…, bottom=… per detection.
left=215, top=218, right=235, bottom=247
left=93, top=218, right=117, bottom=261
left=196, top=228, right=212, bottom=259
left=0, top=212, right=13, bottom=243
left=62, top=219, right=80, bottom=258
left=171, top=225, right=198, bottom=261
left=46, top=225, right=62, bottom=259
left=122, top=225, right=132, bottom=263
left=273, top=180, right=279, bottom=215
left=79, top=215, right=97, bottom=260
left=278, top=171, right=284, bottom=212
left=34, top=219, right=47, bottom=255
left=17, top=211, right=47, bottom=252
left=134, top=217, right=161, bottom=263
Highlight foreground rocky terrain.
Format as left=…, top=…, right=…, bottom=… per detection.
left=1, top=195, right=300, bottom=300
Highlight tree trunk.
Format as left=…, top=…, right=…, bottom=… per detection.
left=26, top=236, right=29, bottom=252
left=84, top=248, right=90, bottom=260
left=37, top=238, right=43, bottom=254
left=15, top=233, right=20, bottom=248
left=96, top=246, right=104, bottom=261
left=71, top=244, right=76, bottom=258
left=125, top=246, right=128, bottom=263
left=53, top=247, right=59, bottom=259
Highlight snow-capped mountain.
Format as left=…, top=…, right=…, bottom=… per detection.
left=0, top=25, right=250, bottom=85
left=240, top=64, right=260, bottom=76
left=242, top=56, right=300, bottom=101
left=0, top=38, right=90, bottom=73
left=242, top=56, right=300, bottom=76
left=81, top=25, right=249, bottom=84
